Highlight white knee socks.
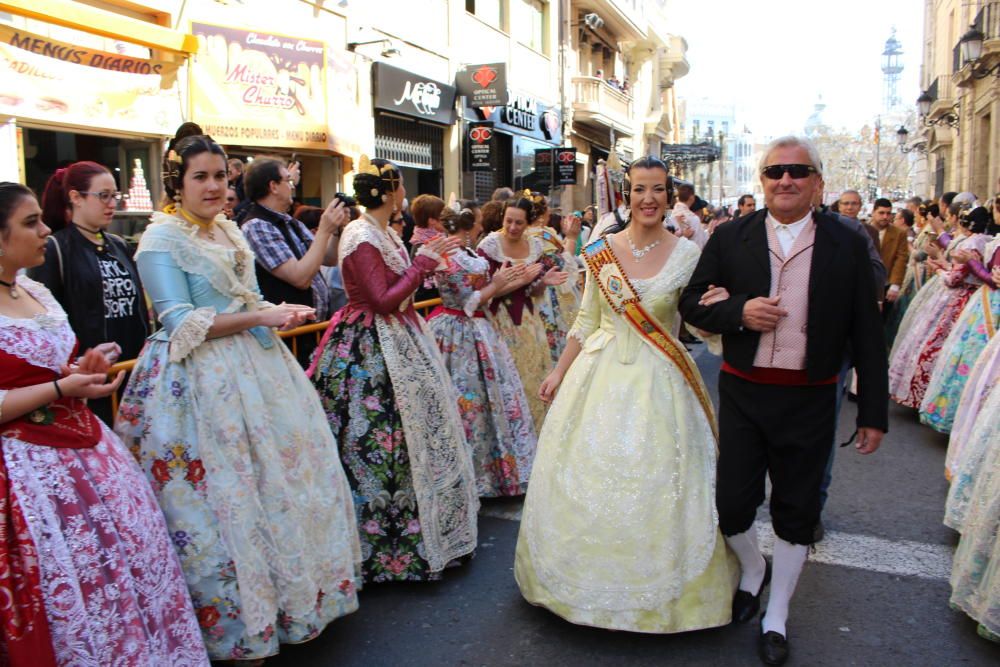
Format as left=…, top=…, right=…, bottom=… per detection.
left=725, top=528, right=766, bottom=594
left=762, top=537, right=808, bottom=637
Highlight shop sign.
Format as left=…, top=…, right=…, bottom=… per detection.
left=373, top=62, right=456, bottom=125
left=456, top=63, right=508, bottom=108
left=468, top=121, right=493, bottom=171
left=466, top=92, right=561, bottom=144
left=0, top=25, right=182, bottom=135
left=534, top=148, right=554, bottom=190
left=190, top=23, right=328, bottom=149
left=555, top=147, right=577, bottom=185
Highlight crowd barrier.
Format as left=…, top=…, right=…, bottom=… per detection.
left=106, top=297, right=444, bottom=414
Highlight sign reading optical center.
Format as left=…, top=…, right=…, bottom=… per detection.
left=190, top=23, right=328, bottom=149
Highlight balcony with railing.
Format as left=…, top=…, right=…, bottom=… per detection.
left=954, top=1, right=1000, bottom=84
left=572, top=76, right=634, bottom=136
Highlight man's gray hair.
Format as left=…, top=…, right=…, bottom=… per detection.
left=841, top=189, right=861, bottom=199
left=758, top=135, right=824, bottom=178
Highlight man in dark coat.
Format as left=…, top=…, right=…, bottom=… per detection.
left=679, top=136, right=888, bottom=666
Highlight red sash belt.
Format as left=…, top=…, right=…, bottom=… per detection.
left=427, top=306, right=486, bottom=319
left=722, top=362, right=838, bottom=386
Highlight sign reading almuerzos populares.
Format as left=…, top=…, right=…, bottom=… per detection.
left=190, top=23, right=328, bottom=149
left=456, top=63, right=508, bottom=108
left=468, top=121, right=493, bottom=171
left=373, top=62, right=457, bottom=125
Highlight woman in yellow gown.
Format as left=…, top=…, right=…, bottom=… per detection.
left=477, top=198, right=567, bottom=430
left=515, top=157, right=736, bottom=633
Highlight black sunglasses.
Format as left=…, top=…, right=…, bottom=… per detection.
left=761, top=164, right=817, bottom=180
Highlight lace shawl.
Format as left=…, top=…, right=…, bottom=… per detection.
left=338, top=217, right=410, bottom=274
left=477, top=231, right=544, bottom=265
left=0, top=278, right=75, bottom=374
left=343, top=218, right=479, bottom=570
left=136, top=213, right=266, bottom=360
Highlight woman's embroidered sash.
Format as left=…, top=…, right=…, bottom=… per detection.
left=582, top=238, right=718, bottom=442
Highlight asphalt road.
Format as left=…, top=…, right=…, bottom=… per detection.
left=268, top=346, right=1000, bottom=667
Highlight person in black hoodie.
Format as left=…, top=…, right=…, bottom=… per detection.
left=30, top=160, right=150, bottom=425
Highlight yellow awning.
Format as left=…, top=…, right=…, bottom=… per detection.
left=0, top=0, right=198, bottom=55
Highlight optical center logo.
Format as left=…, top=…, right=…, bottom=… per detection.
left=394, top=80, right=442, bottom=116
left=472, top=65, right=498, bottom=89
left=469, top=125, right=493, bottom=143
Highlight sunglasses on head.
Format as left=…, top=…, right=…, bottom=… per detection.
left=761, top=164, right=817, bottom=180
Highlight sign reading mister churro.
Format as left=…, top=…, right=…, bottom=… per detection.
left=190, top=23, right=328, bottom=149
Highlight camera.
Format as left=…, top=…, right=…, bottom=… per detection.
left=334, top=192, right=357, bottom=207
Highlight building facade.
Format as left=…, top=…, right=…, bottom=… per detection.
left=0, top=0, right=689, bottom=213
left=917, top=0, right=1000, bottom=198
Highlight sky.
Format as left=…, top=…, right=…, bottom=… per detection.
left=670, top=0, right=925, bottom=138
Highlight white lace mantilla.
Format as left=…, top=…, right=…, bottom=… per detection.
left=375, top=315, right=480, bottom=572
left=476, top=231, right=544, bottom=265
left=0, top=278, right=75, bottom=373
left=339, top=216, right=411, bottom=275
left=137, top=213, right=264, bottom=314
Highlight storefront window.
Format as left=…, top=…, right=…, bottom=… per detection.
left=467, top=0, right=506, bottom=31
left=512, top=135, right=552, bottom=193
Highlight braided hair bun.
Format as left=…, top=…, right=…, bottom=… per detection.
left=162, top=132, right=226, bottom=206
left=353, top=158, right=402, bottom=209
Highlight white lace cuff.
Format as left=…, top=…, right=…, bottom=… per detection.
left=462, top=291, right=483, bottom=317
left=568, top=326, right=587, bottom=346
left=415, top=245, right=445, bottom=268
left=168, top=306, right=216, bottom=362
left=0, top=388, right=7, bottom=423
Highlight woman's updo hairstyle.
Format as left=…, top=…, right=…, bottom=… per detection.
left=353, top=156, right=402, bottom=209
left=622, top=156, right=673, bottom=207
left=503, top=197, right=534, bottom=224
left=440, top=208, right=477, bottom=234
left=0, top=182, right=35, bottom=236
left=960, top=206, right=990, bottom=234
left=40, top=161, right=111, bottom=231
left=480, top=200, right=504, bottom=234
left=519, top=190, right=547, bottom=223
left=162, top=132, right=227, bottom=207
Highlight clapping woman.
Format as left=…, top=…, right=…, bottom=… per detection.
left=308, top=157, right=479, bottom=583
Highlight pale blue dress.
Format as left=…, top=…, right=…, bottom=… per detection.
left=115, top=212, right=361, bottom=661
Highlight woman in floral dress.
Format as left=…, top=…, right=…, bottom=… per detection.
left=885, top=203, right=939, bottom=348
left=308, top=157, right=479, bottom=583
left=477, top=197, right=568, bottom=430
left=920, top=237, right=1000, bottom=433
left=115, top=135, right=361, bottom=662
left=523, top=192, right=581, bottom=363
left=0, top=182, right=208, bottom=666
left=888, top=208, right=990, bottom=408
left=423, top=203, right=538, bottom=497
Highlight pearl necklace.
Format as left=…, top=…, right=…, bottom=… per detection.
left=626, top=229, right=664, bottom=261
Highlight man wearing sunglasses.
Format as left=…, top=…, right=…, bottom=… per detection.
left=680, top=136, right=887, bottom=666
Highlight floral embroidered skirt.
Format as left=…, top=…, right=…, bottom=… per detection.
left=310, top=316, right=478, bottom=582
left=947, top=382, right=1000, bottom=641
left=884, top=263, right=925, bottom=349
left=427, top=310, right=537, bottom=497
left=116, top=332, right=361, bottom=660
left=889, top=280, right=976, bottom=408
left=2, top=427, right=209, bottom=665
left=920, top=286, right=1000, bottom=433
left=490, top=305, right=553, bottom=430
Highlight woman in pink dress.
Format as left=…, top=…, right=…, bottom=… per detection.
left=0, top=182, right=207, bottom=666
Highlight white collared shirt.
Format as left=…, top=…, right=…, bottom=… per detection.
left=766, top=211, right=812, bottom=256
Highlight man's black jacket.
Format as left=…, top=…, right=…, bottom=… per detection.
left=678, top=208, right=889, bottom=432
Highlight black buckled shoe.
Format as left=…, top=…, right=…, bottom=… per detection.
left=732, top=558, right=772, bottom=624
left=758, top=627, right=789, bottom=665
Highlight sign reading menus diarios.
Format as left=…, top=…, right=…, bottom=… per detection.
left=190, top=23, right=328, bottom=149
left=457, top=63, right=508, bottom=108
left=468, top=121, right=493, bottom=171
left=555, top=147, right=577, bottom=185
left=0, top=25, right=182, bottom=135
